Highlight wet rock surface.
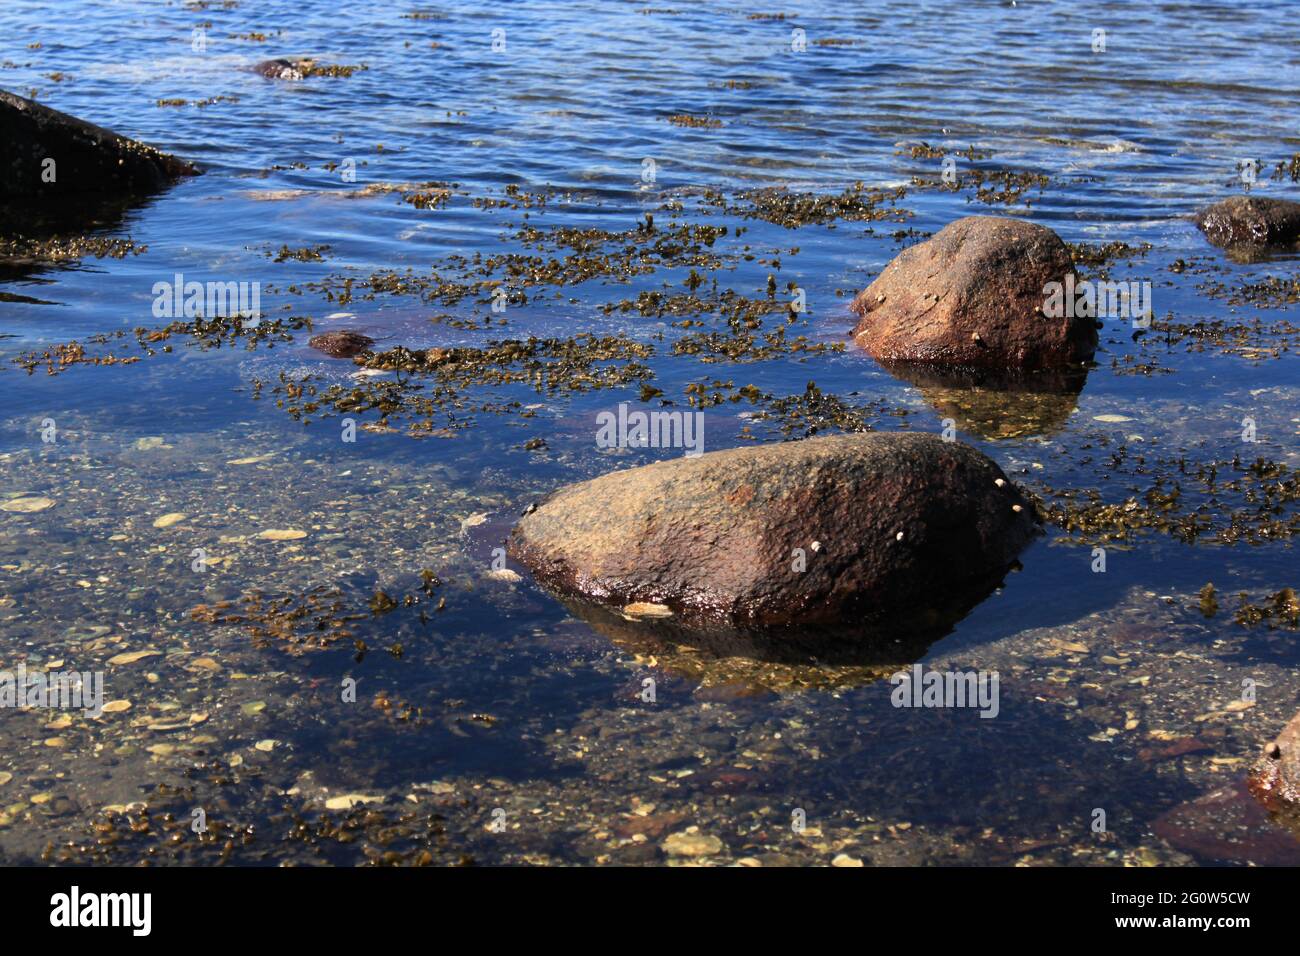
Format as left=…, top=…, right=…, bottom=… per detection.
left=1249, top=708, right=1300, bottom=810
left=255, top=58, right=310, bottom=80
left=850, top=216, right=1095, bottom=369
left=0, top=89, right=197, bottom=200
left=309, top=330, right=375, bottom=358
left=510, top=432, right=1039, bottom=631
left=1195, top=196, right=1300, bottom=251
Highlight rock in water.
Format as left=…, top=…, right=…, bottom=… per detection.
left=0, top=89, right=198, bottom=199
left=850, top=216, right=1095, bottom=369
left=1249, top=708, right=1300, bottom=811
left=309, top=330, right=375, bottom=358
left=1195, top=195, right=1300, bottom=250
left=509, top=432, right=1039, bottom=631
left=255, top=59, right=308, bottom=80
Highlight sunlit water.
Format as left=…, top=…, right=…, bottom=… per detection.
left=0, top=0, right=1298, bottom=865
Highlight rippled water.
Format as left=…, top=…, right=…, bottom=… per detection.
left=1, top=0, right=1298, bottom=866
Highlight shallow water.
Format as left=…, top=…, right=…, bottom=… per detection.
left=1, top=0, right=1298, bottom=865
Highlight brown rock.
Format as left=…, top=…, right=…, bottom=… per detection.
left=1248, top=708, right=1300, bottom=811
left=309, top=330, right=374, bottom=358
left=850, top=216, right=1094, bottom=369
left=255, top=59, right=309, bottom=80
left=1195, top=195, right=1300, bottom=250
left=509, top=432, right=1039, bottom=632
left=1153, top=780, right=1300, bottom=866
left=0, top=88, right=198, bottom=200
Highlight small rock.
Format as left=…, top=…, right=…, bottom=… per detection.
left=258, top=528, right=307, bottom=541
left=662, top=829, right=723, bottom=857
left=152, top=513, right=186, bottom=528
left=309, top=330, right=375, bottom=358
left=100, top=700, right=131, bottom=714
left=1, top=497, right=55, bottom=513
left=621, top=602, right=673, bottom=620
left=1195, top=195, right=1300, bottom=250
left=324, top=793, right=385, bottom=810
left=106, top=650, right=161, bottom=666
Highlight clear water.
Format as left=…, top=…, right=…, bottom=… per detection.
left=0, top=0, right=1297, bottom=865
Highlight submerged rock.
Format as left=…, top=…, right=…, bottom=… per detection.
left=1249, top=708, right=1300, bottom=811
left=1195, top=195, right=1300, bottom=250
left=309, top=330, right=375, bottom=358
left=850, top=216, right=1095, bottom=369
left=510, top=432, right=1039, bottom=632
left=1153, top=780, right=1300, bottom=866
left=0, top=89, right=197, bottom=200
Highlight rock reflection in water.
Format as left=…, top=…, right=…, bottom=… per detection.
left=550, top=563, right=1021, bottom=694
left=880, top=361, right=1090, bottom=440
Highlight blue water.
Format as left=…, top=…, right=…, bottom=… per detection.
left=1, top=0, right=1298, bottom=865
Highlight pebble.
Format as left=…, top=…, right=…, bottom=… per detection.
left=258, top=529, right=307, bottom=540
left=662, top=829, right=723, bottom=857
left=324, top=794, right=385, bottom=810
left=1, top=497, right=55, bottom=513
left=622, top=602, right=674, bottom=620
left=101, top=700, right=132, bottom=713
left=152, top=513, right=187, bottom=528
left=107, top=650, right=161, bottom=666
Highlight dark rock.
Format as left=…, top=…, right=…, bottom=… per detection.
left=0, top=88, right=197, bottom=200
left=254, top=58, right=309, bottom=80
left=850, top=216, right=1095, bottom=369
left=1249, top=708, right=1300, bottom=811
left=309, top=330, right=375, bottom=358
left=1195, top=195, right=1300, bottom=250
left=510, top=432, right=1039, bottom=632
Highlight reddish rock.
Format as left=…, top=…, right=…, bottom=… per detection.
left=309, top=330, right=374, bottom=358
left=1137, top=736, right=1212, bottom=764
left=509, top=432, right=1039, bottom=632
left=0, top=88, right=197, bottom=199
left=1248, top=708, right=1300, bottom=811
left=1195, top=195, right=1300, bottom=250
left=1153, top=780, right=1300, bottom=866
left=850, top=216, right=1095, bottom=369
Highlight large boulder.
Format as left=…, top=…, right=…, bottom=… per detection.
left=509, top=432, right=1039, bottom=631
left=1195, top=195, right=1300, bottom=250
left=1249, top=708, right=1300, bottom=811
left=850, top=216, right=1095, bottom=369
left=0, top=89, right=197, bottom=200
